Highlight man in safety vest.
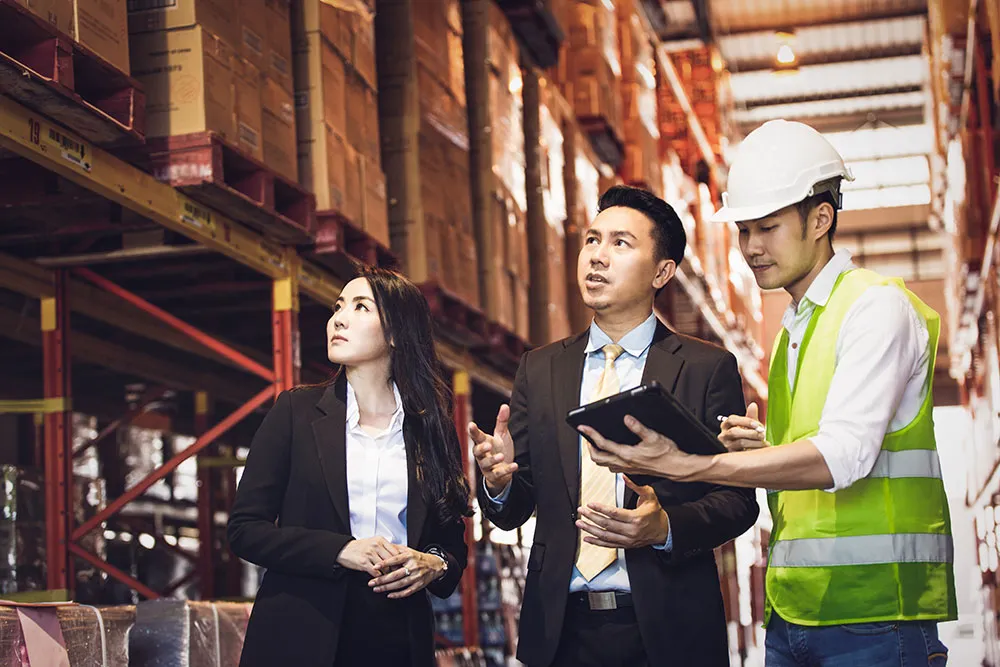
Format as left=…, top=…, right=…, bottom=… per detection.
left=578, top=119, right=956, bottom=666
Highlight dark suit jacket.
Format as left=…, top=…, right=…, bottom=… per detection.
left=228, top=382, right=468, bottom=667
left=481, top=321, right=759, bottom=667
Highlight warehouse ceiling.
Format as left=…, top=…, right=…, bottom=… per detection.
left=656, top=0, right=946, bottom=352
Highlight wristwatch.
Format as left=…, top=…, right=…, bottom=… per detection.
left=426, top=547, right=449, bottom=578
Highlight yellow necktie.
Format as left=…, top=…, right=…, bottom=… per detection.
left=575, top=343, right=625, bottom=581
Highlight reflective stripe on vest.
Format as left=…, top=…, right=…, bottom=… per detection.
left=869, top=448, right=942, bottom=480
left=770, top=533, right=954, bottom=568
left=767, top=448, right=943, bottom=494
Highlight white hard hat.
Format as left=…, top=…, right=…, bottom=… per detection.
left=711, top=120, right=855, bottom=223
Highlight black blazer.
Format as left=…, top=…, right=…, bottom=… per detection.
left=481, top=321, right=759, bottom=667
left=228, top=381, right=468, bottom=667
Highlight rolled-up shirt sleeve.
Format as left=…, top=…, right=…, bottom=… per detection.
left=810, top=286, right=930, bottom=492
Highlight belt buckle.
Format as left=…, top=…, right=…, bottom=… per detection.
left=587, top=591, right=617, bottom=611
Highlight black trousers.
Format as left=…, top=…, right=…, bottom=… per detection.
left=549, top=602, right=650, bottom=667
left=333, top=571, right=414, bottom=666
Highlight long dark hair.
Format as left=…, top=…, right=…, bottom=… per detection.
left=337, top=265, right=471, bottom=523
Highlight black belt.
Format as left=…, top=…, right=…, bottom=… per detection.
left=567, top=591, right=634, bottom=611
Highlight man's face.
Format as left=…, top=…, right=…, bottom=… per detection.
left=736, top=205, right=819, bottom=291
left=577, top=206, right=673, bottom=314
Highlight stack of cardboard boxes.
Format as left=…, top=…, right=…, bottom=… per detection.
left=539, top=82, right=572, bottom=342
left=487, top=4, right=529, bottom=339
left=659, top=46, right=724, bottom=174
left=129, top=0, right=298, bottom=182
left=412, top=0, right=479, bottom=308
left=551, top=0, right=623, bottom=152
left=293, top=0, right=387, bottom=245
left=565, top=115, right=602, bottom=333
left=17, top=0, right=130, bottom=74
left=617, top=0, right=661, bottom=195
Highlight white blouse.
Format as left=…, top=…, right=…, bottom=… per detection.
left=345, top=381, right=409, bottom=544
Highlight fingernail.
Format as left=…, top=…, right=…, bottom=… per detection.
left=716, top=415, right=726, bottom=423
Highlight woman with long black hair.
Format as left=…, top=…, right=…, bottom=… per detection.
left=228, top=265, right=471, bottom=667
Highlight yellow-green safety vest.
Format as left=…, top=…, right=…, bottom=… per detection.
left=764, top=267, right=957, bottom=626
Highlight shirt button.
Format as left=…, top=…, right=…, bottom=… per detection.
left=791, top=343, right=798, bottom=349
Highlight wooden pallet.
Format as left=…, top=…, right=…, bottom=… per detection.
left=137, top=132, right=316, bottom=245
left=307, top=210, right=398, bottom=279
left=494, top=0, right=564, bottom=69
left=421, top=282, right=491, bottom=350
left=484, top=321, right=528, bottom=371
left=578, top=116, right=624, bottom=169
left=0, top=0, right=144, bottom=146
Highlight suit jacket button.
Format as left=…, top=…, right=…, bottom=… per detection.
left=571, top=511, right=577, bottom=520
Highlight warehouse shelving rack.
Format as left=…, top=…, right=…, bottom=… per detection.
left=0, top=87, right=512, bottom=604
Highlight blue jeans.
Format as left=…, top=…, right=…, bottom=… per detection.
left=766, top=615, right=949, bottom=666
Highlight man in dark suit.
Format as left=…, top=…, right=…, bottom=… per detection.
left=470, top=186, right=759, bottom=667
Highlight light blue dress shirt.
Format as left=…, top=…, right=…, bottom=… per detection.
left=487, top=312, right=672, bottom=593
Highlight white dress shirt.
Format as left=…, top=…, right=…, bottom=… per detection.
left=345, top=381, right=409, bottom=543
left=781, top=249, right=931, bottom=492
left=488, top=313, right=670, bottom=593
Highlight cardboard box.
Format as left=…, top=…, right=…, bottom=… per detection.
left=127, top=0, right=239, bottom=52
left=342, top=142, right=363, bottom=224
left=237, top=0, right=267, bottom=71
left=262, top=76, right=297, bottom=181
left=485, top=260, right=515, bottom=330
left=440, top=219, right=460, bottom=294
left=362, top=157, right=388, bottom=246
left=363, top=85, right=380, bottom=165
left=345, top=71, right=366, bottom=154
left=291, top=0, right=350, bottom=55
left=412, top=0, right=449, bottom=78
left=130, top=26, right=235, bottom=140
left=233, top=56, right=263, bottom=160
left=458, top=232, right=480, bottom=307
left=265, top=0, right=293, bottom=92
left=17, top=0, right=73, bottom=36
left=73, top=0, right=130, bottom=74
left=298, top=123, right=346, bottom=211
left=294, top=33, right=347, bottom=145
left=353, top=13, right=375, bottom=90
left=423, top=210, right=445, bottom=284
left=514, top=276, right=530, bottom=340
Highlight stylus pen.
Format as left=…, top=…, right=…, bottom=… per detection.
left=717, top=415, right=766, bottom=433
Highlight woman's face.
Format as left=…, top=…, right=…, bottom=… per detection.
left=327, top=277, right=391, bottom=366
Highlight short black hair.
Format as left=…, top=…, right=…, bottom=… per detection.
left=597, top=185, right=686, bottom=264
left=795, top=178, right=841, bottom=241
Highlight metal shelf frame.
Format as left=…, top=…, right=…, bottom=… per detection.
left=0, top=92, right=514, bottom=601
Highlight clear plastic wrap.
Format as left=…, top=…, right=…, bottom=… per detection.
left=0, top=603, right=134, bottom=667
left=129, top=599, right=252, bottom=667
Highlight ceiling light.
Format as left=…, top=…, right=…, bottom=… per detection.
left=776, top=44, right=796, bottom=65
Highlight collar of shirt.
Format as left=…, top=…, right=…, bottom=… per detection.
left=346, top=380, right=405, bottom=435
left=781, top=248, right=857, bottom=330
left=584, top=312, right=658, bottom=358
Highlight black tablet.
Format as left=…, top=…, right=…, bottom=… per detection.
left=565, top=381, right=726, bottom=456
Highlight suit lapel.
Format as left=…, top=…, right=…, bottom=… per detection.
left=625, top=321, right=685, bottom=508
left=405, top=432, right=428, bottom=548
left=640, top=321, right=684, bottom=391
left=312, top=378, right=352, bottom=531
left=552, top=331, right=589, bottom=509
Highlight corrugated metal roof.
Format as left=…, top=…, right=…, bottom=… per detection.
left=711, top=0, right=927, bottom=32
left=732, top=91, right=926, bottom=123
left=718, top=16, right=925, bottom=67
left=729, top=55, right=926, bottom=103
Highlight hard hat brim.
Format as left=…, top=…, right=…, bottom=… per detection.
left=710, top=201, right=787, bottom=224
